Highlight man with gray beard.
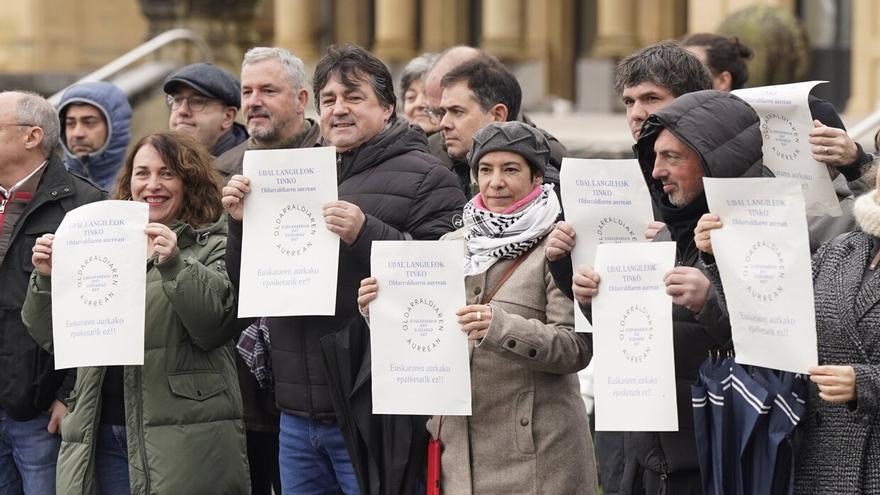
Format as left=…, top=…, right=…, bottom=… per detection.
left=214, top=47, right=321, bottom=495
left=214, top=47, right=321, bottom=183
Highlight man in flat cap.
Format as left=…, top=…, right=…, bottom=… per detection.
left=164, top=62, right=248, bottom=157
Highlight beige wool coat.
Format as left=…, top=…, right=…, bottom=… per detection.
left=428, top=233, right=598, bottom=494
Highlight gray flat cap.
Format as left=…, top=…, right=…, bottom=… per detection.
left=163, top=62, right=241, bottom=109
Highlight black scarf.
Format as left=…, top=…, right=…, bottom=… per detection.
left=654, top=191, right=708, bottom=266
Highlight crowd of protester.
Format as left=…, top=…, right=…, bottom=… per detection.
left=0, top=31, right=878, bottom=495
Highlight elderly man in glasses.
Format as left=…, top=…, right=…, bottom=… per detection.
left=57, top=81, right=132, bottom=191
left=164, top=62, right=248, bottom=158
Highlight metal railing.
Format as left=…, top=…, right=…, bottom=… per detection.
left=48, top=28, right=212, bottom=105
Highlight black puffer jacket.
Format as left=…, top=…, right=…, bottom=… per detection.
left=227, top=118, right=466, bottom=417
left=0, top=156, right=105, bottom=420
left=626, top=90, right=773, bottom=487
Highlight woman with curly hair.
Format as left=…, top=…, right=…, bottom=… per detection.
left=23, top=132, right=249, bottom=494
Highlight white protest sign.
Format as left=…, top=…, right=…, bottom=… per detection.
left=52, top=201, right=148, bottom=369
left=592, top=241, right=677, bottom=431
left=560, top=158, right=655, bottom=332
left=733, top=81, right=840, bottom=217
left=704, top=177, right=818, bottom=373
left=239, top=147, right=339, bottom=317
left=370, top=240, right=471, bottom=416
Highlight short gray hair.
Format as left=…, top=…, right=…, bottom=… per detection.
left=15, top=91, right=59, bottom=158
left=400, top=53, right=437, bottom=94
left=242, top=47, right=307, bottom=91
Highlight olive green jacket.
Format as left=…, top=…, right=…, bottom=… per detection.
left=22, top=218, right=250, bottom=495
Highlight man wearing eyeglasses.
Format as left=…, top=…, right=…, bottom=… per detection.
left=164, top=62, right=248, bottom=158
left=57, top=81, right=131, bottom=191
left=1, top=90, right=105, bottom=494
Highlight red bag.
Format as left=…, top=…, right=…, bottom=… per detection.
left=426, top=416, right=444, bottom=494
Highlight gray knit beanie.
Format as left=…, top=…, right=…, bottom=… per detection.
left=468, top=121, right=551, bottom=177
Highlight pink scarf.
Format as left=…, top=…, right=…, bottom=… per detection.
left=472, top=184, right=543, bottom=214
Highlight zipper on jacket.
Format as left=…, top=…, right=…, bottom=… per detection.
left=134, top=367, right=150, bottom=493
left=301, top=329, right=315, bottom=417
left=86, top=368, right=107, bottom=493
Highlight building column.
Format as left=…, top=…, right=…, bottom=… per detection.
left=481, top=0, right=524, bottom=59
left=848, top=0, right=880, bottom=114
left=421, top=0, right=468, bottom=52
left=524, top=0, right=575, bottom=101
left=275, top=0, right=319, bottom=61
left=591, top=0, right=638, bottom=58
left=372, top=0, right=417, bottom=61
left=333, top=0, right=370, bottom=48
left=637, top=0, right=686, bottom=46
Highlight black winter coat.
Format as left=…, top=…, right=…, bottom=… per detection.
left=0, top=156, right=105, bottom=420
left=227, top=118, right=467, bottom=417
left=626, top=90, right=773, bottom=486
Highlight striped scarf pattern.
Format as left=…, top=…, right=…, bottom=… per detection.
left=463, top=184, right=560, bottom=275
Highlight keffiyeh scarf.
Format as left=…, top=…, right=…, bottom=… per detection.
left=463, top=184, right=560, bottom=275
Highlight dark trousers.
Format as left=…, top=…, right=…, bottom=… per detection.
left=639, top=468, right=702, bottom=495
left=247, top=429, right=282, bottom=495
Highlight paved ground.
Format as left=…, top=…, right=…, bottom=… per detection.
left=528, top=111, right=634, bottom=159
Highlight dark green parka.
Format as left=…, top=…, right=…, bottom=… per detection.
left=22, top=217, right=250, bottom=495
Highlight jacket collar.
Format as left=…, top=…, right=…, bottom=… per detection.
left=10, top=155, right=79, bottom=241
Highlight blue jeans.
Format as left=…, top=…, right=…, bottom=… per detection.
left=0, top=409, right=60, bottom=495
left=279, top=412, right=360, bottom=495
left=95, top=425, right=130, bottom=495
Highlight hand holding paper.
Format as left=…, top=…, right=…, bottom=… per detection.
left=808, top=365, right=857, bottom=403
left=456, top=304, right=493, bottom=341
left=145, top=223, right=178, bottom=263
left=323, top=200, right=365, bottom=245
left=645, top=221, right=665, bottom=241
left=357, top=276, right=378, bottom=317
left=694, top=214, right=722, bottom=255
left=221, top=174, right=251, bottom=221
left=663, top=266, right=710, bottom=313
left=545, top=221, right=576, bottom=262
left=809, top=120, right=859, bottom=168
left=31, top=233, right=55, bottom=276
left=572, top=265, right=601, bottom=306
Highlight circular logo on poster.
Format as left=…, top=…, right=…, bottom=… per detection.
left=741, top=240, right=785, bottom=302
left=273, top=203, right=317, bottom=256
left=596, top=216, right=638, bottom=243
left=402, top=298, right=444, bottom=353
left=618, top=305, right=653, bottom=364
left=75, top=255, right=119, bottom=306
left=761, top=112, right=801, bottom=161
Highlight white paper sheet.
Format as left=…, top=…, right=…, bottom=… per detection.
left=51, top=201, right=148, bottom=369
left=370, top=240, right=471, bottom=415
left=704, top=177, right=818, bottom=373
left=560, top=158, right=655, bottom=332
left=239, top=147, right=339, bottom=317
left=733, top=81, right=840, bottom=217
left=592, top=242, right=677, bottom=431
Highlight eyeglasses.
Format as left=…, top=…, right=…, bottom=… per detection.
left=0, top=123, right=35, bottom=128
left=165, top=94, right=215, bottom=112
left=424, top=107, right=445, bottom=124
